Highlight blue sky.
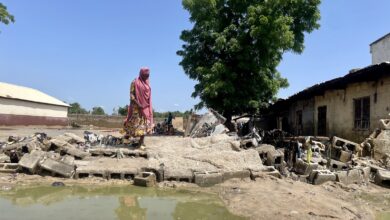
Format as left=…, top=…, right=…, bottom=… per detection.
left=0, top=1, right=389, bottom=114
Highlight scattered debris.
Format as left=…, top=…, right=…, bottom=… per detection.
left=0, top=153, right=10, bottom=163
left=0, top=113, right=388, bottom=190
left=189, top=109, right=227, bottom=138
left=194, top=171, right=223, bottom=187
left=18, top=150, right=46, bottom=174
left=375, top=169, right=390, bottom=187
left=0, top=163, right=18, bottom=173
left=233, top=115, right=390, bottom=188
left=134, top=172, right=157, bottom=187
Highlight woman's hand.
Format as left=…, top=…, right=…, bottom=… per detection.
left=137, top=102, right=149, bottom=109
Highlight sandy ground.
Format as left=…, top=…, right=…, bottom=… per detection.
left=214, top=177, right=390, bottom=220
left=1, top=127, right=390, bottom=220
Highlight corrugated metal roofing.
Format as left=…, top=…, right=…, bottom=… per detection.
left=286, top=62, right=390, bottom=102
left=0, top=82, right=70, bottom=107
left=271, top=62, right=390, bottom=112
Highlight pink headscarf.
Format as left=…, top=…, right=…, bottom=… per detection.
left=126, top=67, right=153, bottom=125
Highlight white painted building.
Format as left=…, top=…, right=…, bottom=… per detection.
left=0, top=82, right=69, bottom=126
left=370, top=33, right=390, bottom=64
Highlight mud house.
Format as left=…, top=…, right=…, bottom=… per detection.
left=271, top=34, right=390, bottom=142
left=0, top=82, right=69, bottom=126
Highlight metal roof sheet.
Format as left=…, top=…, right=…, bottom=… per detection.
left=0, top=82, right=70, bottom=107
left=271, top=62, right=390, bottom=112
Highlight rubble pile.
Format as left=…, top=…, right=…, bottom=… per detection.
left=0, top=131, right=267, bottom=187
left=0, top=132, right=141, bottom=178
left=184, top=111, right=390, bottom=188
left=0, top=113, right=388, bottom=189
left=187, top=109, right=228, bottom=138
left=145, top=134, right=264, bottom=185
left=246, top=118, right=390, bottom=188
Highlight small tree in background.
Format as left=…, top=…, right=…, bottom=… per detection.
left=153, top=110, right=192, bottom=119
left=118, top=105, right=129, bottom=116
left=177, top=0, right=321, bottom=127
left=68, top=102, right=88, bottom=114
left=91, top=106, right=105, bottom=115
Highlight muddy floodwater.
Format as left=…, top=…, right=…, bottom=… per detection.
left=377, top=212, right=390, bottom=220
left=0, top=185, right=245, bottom=220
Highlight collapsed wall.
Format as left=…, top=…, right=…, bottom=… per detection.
left=0, top=132, right=266, bottom=187
left=0, top=114, right=389, bottom=188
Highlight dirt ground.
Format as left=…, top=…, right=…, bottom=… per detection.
left=1, top=127, right=390, bottom=220
left=214, top=177, right=390, bottom=220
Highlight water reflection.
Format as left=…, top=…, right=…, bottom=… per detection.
left=0, top=185, right=245, bottom=220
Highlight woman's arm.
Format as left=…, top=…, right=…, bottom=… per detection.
left=131, top=81, right=147, bottom=108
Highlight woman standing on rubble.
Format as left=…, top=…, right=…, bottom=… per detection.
left=123, top=67, right=153, bottom=149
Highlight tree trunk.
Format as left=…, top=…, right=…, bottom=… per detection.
left=223, top=113, right=236, bottom=132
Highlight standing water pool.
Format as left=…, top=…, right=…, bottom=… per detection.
left=0, top=185, right=246, bottom=220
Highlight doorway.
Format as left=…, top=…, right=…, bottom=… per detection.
left=317, top=106, right=327, bottom=136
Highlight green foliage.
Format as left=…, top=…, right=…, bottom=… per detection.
left=153, top=110, right=191, bottom=119
left=68, top=102, right=89, bottom=114
left=0, top=3, right=14, bottom=29
left=118, top=105, right=129, bottom=116
left=117, top=104, right=191, bottom=118
left=178, top=0, right=320, bottom=118
left=91, top=106, right=106, bottom=115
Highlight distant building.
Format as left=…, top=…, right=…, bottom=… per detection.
left=370, top=32, right=390, bottom=64
left=0, top=82, right=69, bottom=126
left=270, top=35, right=390, bottom=142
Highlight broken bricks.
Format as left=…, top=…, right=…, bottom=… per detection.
left=294, top=159, right=318, bottom=175
left=39, top=158, right=75, bottom=178
left=375, top=169, right=390, bottom=187
left=309, top=170, right=336, bottom=185
left=335, top=167, right=369, bottom=185
left=379, top=119, right=390, bottom=130
left=266, top=149, right=284, bottom=168
left=134, top=172, right=157, bottom=187
left=18, top=150, right=46, bottom=174
left=250, top=167, right=282, bottom=179
left=329, top=159, right=349, bottom=171
left=240, top=138, right=258, bottom=149
left=223, top=170, right=251, bottom=181
left=194, top=171, right=223, bottom=187
left=332, top=136, right=359, bottom=154
left=62, top=146, right=90, bottom=159
left=255, top=144, right=275, bottom=162
left=0, top=153, right=10, bottom=163
left=2, top=128, right=390, bottom=192
left=339, top=150, right=353, bottom=163
left=50, top=139, right=90, bottom=159
left=0, top=163, right=19, bottom=173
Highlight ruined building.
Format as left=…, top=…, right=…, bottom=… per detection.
left=0, top=82, right=69, bottom=126
left=271, top=33, right=390, bottom=142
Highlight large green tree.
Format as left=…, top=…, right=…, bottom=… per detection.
left=0, top=3, right=14, bottom=28
left=177, top=0, right=320, bottom=123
